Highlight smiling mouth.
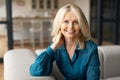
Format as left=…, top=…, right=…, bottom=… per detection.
left=65, top=30, right=75, bottom=34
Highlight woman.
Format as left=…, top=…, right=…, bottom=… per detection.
left=30, top=4, right=100, bottom=80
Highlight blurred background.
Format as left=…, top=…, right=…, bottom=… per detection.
left=0, top=0, right=120, bottom=80
left=0, top=0, right=120, bottom=62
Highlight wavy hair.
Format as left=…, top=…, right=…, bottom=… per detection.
left=51, top=4, right=91, bottom=49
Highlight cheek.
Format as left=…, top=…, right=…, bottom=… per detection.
left=75, top=27, right=81, bottom=35
left=77, top=28, right=80, bottom=32
left=60, top=23, right=66, bottom=28
left=76, top=26, right=80, bottom=31
left=60, top=24, right=66, bottom=31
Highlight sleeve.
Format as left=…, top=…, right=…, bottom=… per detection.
left=86, top=44, right=100, bottom=80
left=29, top=46, right=55, bottom=76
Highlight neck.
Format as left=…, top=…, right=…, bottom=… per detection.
left=64, top=38, right=77, bottom=60
left=65, top=38, right=77, bottom=49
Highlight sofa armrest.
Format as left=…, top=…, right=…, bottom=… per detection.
left=4, top=49, right=37, bottom=80
left=27, top=76, right=55, bottom=80
left=98, top=45, right=120, bottom=79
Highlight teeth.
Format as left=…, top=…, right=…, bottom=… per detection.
left=68, top=31, right=73, bottom=33
left=66, top=30, right=75, bottom=33
left=67, top=30, right=74, bottom=32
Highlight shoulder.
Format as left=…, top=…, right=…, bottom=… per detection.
left=85, top=40, right=98, bottom=51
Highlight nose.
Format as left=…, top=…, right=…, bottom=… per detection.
left=68, top=22, right=73, bottom=29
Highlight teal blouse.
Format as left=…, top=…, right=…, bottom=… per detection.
left=30, top=40, right=100, bottom=80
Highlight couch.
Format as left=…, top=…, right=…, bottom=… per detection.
left=3, top=45, right=120, bottom=80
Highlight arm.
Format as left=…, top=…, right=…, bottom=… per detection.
left=29, top=47, right=55, bottom=76
left=86, top=45, right=100, bottom=80
left=29, top=31, right=64, bottom=76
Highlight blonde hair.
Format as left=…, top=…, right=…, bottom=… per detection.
left=51, top=4, right=91, bottom=49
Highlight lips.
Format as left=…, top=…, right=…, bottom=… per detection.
left=65, top=30, right=75, bottom=34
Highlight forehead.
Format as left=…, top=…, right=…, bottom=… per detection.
left=63, top=11, right=77, bottom=20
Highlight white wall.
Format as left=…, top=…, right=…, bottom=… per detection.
left=59, top=0, right=75, bottom=8
left=57, top=0, right=90, bottom=24
left=0, top=0, right=90, bottom=20
left=75, top=0, right=90, bottom=24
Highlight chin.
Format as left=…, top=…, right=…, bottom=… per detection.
left=64, top=35, right=76, bottom=39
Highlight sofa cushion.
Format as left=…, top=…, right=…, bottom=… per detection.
left=27, top=76, right=55, bottom=80
left=106, top=77, right=120, bottom=80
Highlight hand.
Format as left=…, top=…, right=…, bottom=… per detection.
left=51, top=31, right=64, bottom=50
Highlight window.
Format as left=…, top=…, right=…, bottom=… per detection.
left=39, top=0, right=43, bottom=8
left=47, top=0, right=51, bottom=9
left=90, top=0, right=120, bottom=44
left=32, top=0, right=58, bottom=10
left=32, top=0, right=37, bottom=9
left=54, top=0, right=58, bottom=9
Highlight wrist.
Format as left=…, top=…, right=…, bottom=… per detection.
left=50, top=42, right=59, bottom=51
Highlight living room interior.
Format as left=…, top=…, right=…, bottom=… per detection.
left=0, top=0, right=120, bottom=80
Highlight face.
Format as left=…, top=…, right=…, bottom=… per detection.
left=60, top=11, right=80, bottom=39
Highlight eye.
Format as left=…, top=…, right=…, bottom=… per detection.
left=63, top=20, right=68, bottom=23
left=73, top=21, right=78, bottom=24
